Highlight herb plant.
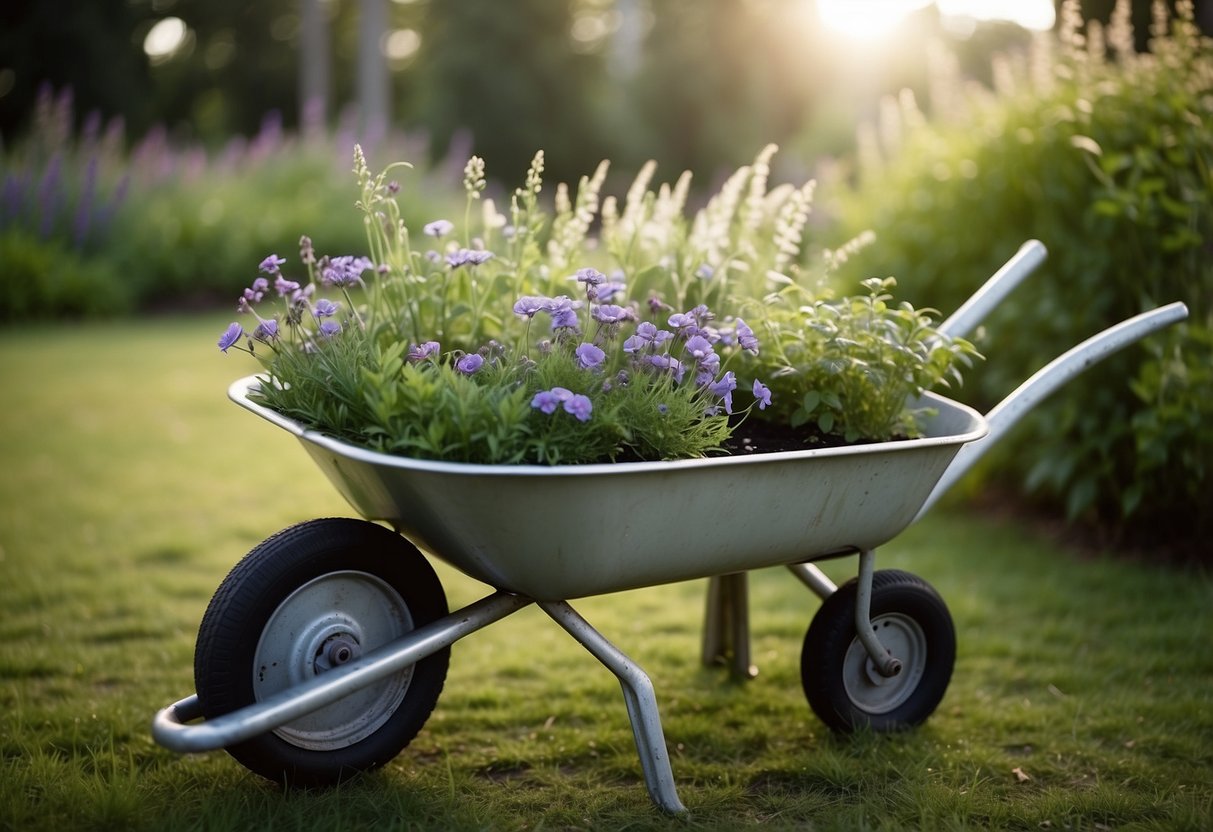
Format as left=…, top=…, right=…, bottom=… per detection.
left=219, top=145, right=977, bottom=464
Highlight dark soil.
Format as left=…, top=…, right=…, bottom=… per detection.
left=720, top=417, right=901, bottom=455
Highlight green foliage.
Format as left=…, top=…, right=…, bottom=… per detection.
left=234, top=146, right=976, bottom=464
left=830, top=0, right=1212, bottom=558
left=0, top=230, right=132, bottom=318
left=754, top=277, right=979, bottom=441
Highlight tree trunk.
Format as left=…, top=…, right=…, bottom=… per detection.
left=298, top=0, right=331, bottom=137
left=357, top=0, right=391, bottom=141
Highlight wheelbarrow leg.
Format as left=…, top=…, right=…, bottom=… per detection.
left=539, top=601, right=687, bottom=815
left=701, top=574, right=758, bottom=679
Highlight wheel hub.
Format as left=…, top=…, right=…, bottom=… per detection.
left=843, top=613, right=927, bottom=715
left=252, top=570, right=416, bottom=751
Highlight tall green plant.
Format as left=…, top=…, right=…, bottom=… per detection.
left=831, top=0, right=1212, bottom=559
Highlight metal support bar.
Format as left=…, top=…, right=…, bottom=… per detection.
left=854, top=550, right=902, bottom=678
left=700, top=574, right=757, bottom=678
left=916, top=301, right=1189, bottom=522
left=152, top=591, right=533, bottom=753
left=539, top=600, right=687, bottom=815
left=787, top=563, right=838, bottom=600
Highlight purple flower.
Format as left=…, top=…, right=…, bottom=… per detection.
left=446, top=248, right=494, bottom=268
left=736, top=318, right=759, bottom=354
left=274, top=275, right=300, bottom=297
left=313, top=298, right=339, bottom=318
left=322, top=255, right=373, bottom=287
left=253, top=319, right=279, bottom=342
left=407, top=341, right=441, bottom=363
left=694, top=353, right=721, bottom=386
left=218, top=322, right=244, bottom=352
left=574, top=267, right=605, bottom=286
left=424, top=219, right=454, bottom=237
left=299, top=236, right=316, bottom=265
left=259, top=254, right=286, bottom=274
left=531, top=386, right=574, bottom=414
left=657, top=403, right=669, bottom=414
left=591, top=304, right=632, bottom=324
left=684, top=334, right=715, bottom=363
left=622, top=334, right=649, bottom=354
left=690, top=303, right=714, bottom=323
left=709, top=371, right=737, bottom=414
left=647, top=354, right=686, bottom=384
left=753, top=379, right=772, bottom=410
left=545, top=296, right=581, bottom=331
left=242, top=276, right=269, bottom=305
left=318, top=320, right=341, bottom=338
left=455, top=353, right=484, bottom=375
left=575, top=342, right=606, bottom=370
left=591, top=280, right=626, bottom=302
left=513, top=295, right=550, bottom=318
left=668, top=311, right=698, bottom=333
left=563, top=394, right=593, bottom=422
left=695, top=263, right=714, bottom=280
left=531, top=390, right=561, bottom=414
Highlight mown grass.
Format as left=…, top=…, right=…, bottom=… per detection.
left=1, top=316, right=1210, bottom=831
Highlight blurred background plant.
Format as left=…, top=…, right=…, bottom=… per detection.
left=829, top=0, right=1212, bottom=560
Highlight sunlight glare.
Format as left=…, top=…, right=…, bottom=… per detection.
left=937, top=0, right=1055, bottom=31
left=815, top=0, right=931, bottom=42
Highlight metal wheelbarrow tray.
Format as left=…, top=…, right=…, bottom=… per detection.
left=153, top=242, right=1188, bottom=814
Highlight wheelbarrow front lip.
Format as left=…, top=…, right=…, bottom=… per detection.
left=228, top=374, right=989, bottom=477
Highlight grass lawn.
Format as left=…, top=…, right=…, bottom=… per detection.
left=1, top=315, right=1210, bottom=831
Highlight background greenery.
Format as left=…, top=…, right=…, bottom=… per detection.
left=830, top=3, right=1211, bottom=561
left=2, top=316, right=1211, bottom=830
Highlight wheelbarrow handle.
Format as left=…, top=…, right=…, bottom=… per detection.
left=915, top=300, right=1190, bottom=522
left=936, top=239, right=1049, bottom=341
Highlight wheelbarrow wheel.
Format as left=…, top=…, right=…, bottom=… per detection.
left=801, top=569, right=954, bottom=733
left=194, top=518, right=450, bottom=787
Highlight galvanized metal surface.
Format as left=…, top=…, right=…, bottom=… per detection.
left=231, top=378, right=987, bottom=600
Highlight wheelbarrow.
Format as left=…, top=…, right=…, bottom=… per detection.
left=153, top=241, right=1188, bottom=814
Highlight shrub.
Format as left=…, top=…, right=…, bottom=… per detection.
left=829, top=0, right=1212, bottom=559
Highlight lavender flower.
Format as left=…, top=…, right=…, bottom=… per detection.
left=218, top=322, right=244, bottom=352
left=736, top=318, right=759, bottom=354
left=446, top=248, right=493, bottom=268
left=668, top=311, right=698, bottom=333
left=531, top=386, right=573, bottom=414
left=546, top=296, right=580, bottom=331
left=575, top=342, right=606, bottom=370
left=591, top=304, right=631, bottom=325
left=322, top=255, right=373, bottom=287
left=274, top=275, right=300, bottom=297
left=562, top=397, right=591, bottom=424
left=253, top=319, right=280, bottom=343
left=591, top=280, right=627, bottom=302
left=424, top=219, right=454, bottom=237
left=622, top=334, right=649, bottom=354
left=709, top=371, right=737, bottom=414
left=299, top=236, right=316, bottom=265
left=753, top=379, right=772, bottom=410
left=455, top=353, right=484, bottom=374
left=242, top=277, right=269, bottom=305
left=513, top=296, right=549, bottom=319
left=695, top=263, right=714, bottom=280
left=684, top=334, right=715, bottom=363
left=564, top=394, right=593, bottom=422
left=318, top=320, right=342, bottom=338
left=647, top=354, right=686, bottom=384
left=407, top=341, right=441, bottom=363
left=313, top=298, right=339, bottom=318
left=574, top=267, right=605, bottom=286
left=259, top=254, right=286, bottom=274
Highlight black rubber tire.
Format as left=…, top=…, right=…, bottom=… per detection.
left=194, top=518, right=450, bottom=787
left=801, top=569, right=955, bottom=733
